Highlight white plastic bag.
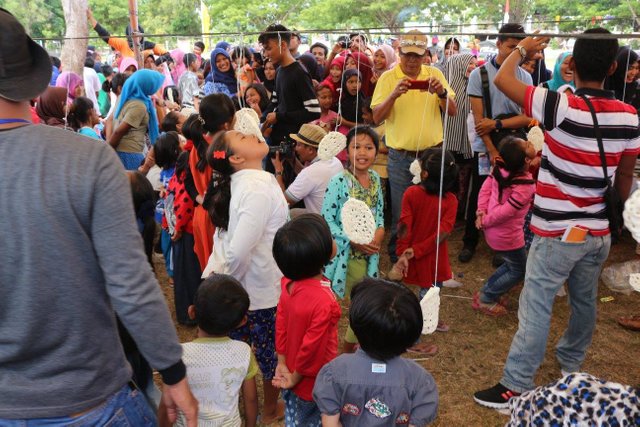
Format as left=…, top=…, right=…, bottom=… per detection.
left=601, top=260, right=640, bottom=295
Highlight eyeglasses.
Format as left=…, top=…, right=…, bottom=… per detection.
left=400, top=39, right=427, bottom=48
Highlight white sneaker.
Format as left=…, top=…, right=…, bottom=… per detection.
left=443, top=278, right=463, bottom=288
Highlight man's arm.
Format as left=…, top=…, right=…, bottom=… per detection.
left=494, top=34, right=549, bottom=106
left=615, top=154, right=637, bottom=201
left=469, top=96, right=498, bottom=159
left=372, top=77, right=410, bottom=124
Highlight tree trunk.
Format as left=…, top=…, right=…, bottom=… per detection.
left=60, top=0, right=88, bottom=76
left=509, top=0, right=531, bottom=24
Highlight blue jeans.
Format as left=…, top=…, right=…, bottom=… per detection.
left=387, top=148, right=415, bottom=262
left=0, top=384, right=156, bottom=426
left=480, top=247, right=527, bottom=304
left=500, top=234, right=611, bottom=392
left=282, top=389, right=321, bottom=427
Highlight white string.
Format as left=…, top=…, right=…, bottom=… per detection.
left=432, top=38, right=456, bottom=286
left=622, top=47, right=632, bottom=102
left=334, top=46, right=349, bottom=131
left=236, top=32, right=244, bottom=105
left=352, top=34, right=363, bottom=177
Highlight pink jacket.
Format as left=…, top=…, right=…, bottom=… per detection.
left=478, top=169, right=535, bottom=251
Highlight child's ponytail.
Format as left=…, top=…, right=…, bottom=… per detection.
left=492, top=136, right=535, bottom=202
left=182, top=114, right=209, bottom=172
left=419, top=148, right=459, bottom=196
left=67, top=96, right=94, bottom=131
left=202, top=131, right=235, bottom=231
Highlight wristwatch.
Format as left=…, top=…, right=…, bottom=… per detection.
left=495, top=119, right=503, bottom=130
left=516, top=45, right=527, bottom=59
left=438, top=89, right=448, bottom=99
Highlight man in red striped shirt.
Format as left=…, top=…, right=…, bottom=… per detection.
left=474, top=28, right=640, bottom=410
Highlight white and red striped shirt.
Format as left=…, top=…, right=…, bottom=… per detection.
left=524, top=86, right=640, bottom=237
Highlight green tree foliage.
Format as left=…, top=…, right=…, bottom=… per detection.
left=1, top=0, right=65, bottom=38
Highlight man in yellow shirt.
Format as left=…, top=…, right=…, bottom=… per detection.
left=371, top=30, right=457, bottom=261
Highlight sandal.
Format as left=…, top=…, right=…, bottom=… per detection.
left=472, top=297, right=508, bottom=317
left=407, top=342, right=439, bottom=356
left=618, top=315, right=640, bottom=331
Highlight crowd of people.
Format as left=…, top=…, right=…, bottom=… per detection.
left=2, top=6, right=640, bottom=426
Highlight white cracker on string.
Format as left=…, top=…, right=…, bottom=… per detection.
left=342, top=197, right=376, bottom=245
left=409, top=159, right=422, bottom=184
left=527, top=126, right=545, bottom=152
left=623, top=188, right=640, bottom=243
left=234, top=108, right=265, bottom=142
left=629, top=273, right=640, bottom=292
left=318, top=131, right=346, bottom=161
left=420, top=286, right=440, bottom=335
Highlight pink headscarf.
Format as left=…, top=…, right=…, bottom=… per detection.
left=55, top=71, right=84, bottom=104
left=170, top=49, right=186, bottom=83
left=375, top=45, right=397, bottom=72
left=119, top=57, right=139, bottom=74
left=160, top=62, right=174, bottom=90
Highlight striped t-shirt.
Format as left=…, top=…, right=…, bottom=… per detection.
left=524, top=86, right=640, bottom=237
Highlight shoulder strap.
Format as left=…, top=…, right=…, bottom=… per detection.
left=578, top=94, right=610, bottom=185
left=480, top=66, right=493, bottom=119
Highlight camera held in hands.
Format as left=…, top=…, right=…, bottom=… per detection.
left=269, top=139, right=295, bottom=157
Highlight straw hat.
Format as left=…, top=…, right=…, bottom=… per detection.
left=289, top=123, right=327, bottom=147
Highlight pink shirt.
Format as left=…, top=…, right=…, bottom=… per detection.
left=477, top=169, right=535, bottom=251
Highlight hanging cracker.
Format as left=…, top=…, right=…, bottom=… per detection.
left=623, top=189, right=640, bottom=243
left=341, top=197, right=376, bottom=245
left=318, top=131, right=346, bottom=161
left=234, top=108, right=265, bottom=142
left=527, top=125, right=545, bottom=152
left=409, top=158, right=422, bottom=184
left=421, top=286, right=440, bottom=335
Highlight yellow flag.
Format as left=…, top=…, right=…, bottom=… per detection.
left=201, top=1, right=210, bottom=35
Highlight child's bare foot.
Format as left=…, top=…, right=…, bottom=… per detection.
left=436, top=320, right=450, bottom=332
left=260, top=400, right=284, bottom=425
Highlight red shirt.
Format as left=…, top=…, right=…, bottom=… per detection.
left=275, top=276, right=341, bottom=401
left=167, top=171, right=194, bottom=234
left=396, top=186, right=457, bottom=287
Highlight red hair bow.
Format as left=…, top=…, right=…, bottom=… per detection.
left=213, top=150, right=226, bottom=159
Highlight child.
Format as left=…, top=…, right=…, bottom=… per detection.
left=244, top=83, right=270, bottom=119
left=67, top=96, right=102, bottom=140
left=337, top=69, right=364, bottom=130
left=202, top=129, right=288, bottom=424
left=184, top=94, right=236, bottom=271
left=154, top=132, right=181, bottom=286
left=320, top=56, right=344, bottom=109
left=473, top=136, right=536, bottom=316
left=166, top=147, right=201, bottom=325
left=178, top=53, right=201, bottom=111
left=393, top=149, right=459, bottom=354
left=311, top=83, right=338, bottom=132
left=231, top=46, right=256, bottom=97
left=272, top=214, right=341, bottom=426
left=159, top=274, right=259, bottom=427
left=312, top=278, right=439, bottom=426
left=322, top=126, right=384, bottom=353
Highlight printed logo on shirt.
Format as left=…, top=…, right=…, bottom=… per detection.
left=341, top=403, right=361, bottom=416
left=395, top=412, right=410, bottom=424
left=365, top=398, right=392, bottom=418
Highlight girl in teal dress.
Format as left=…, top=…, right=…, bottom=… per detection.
left=321, top=126, right=384, bottom=353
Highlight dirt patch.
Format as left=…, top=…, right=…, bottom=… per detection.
left=154, top=228, right=640, bottom=426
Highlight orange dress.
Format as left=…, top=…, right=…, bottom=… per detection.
left=189, top=147, right=215, bottom=271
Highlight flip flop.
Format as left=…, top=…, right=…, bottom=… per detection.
left=407, top=343, right=439, bottom=356
left=618, top=315, right=640, bottom=331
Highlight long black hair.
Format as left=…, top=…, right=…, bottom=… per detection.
left=182, top=94, right=236, bottom=173
left=492, top=136, right=534, bottom=202
left=419, top=148, right=459, bottom=195
left=67, top=96, right=95, bottom=131
left=202, top=131, right=236, bottom=231
left=128, top=171, right=156, bottom=267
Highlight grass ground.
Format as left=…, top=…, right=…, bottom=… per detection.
left=154, top=227, right=640, bottom=426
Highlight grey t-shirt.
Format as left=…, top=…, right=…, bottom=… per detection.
left=0, top=125, right=182, bottom=418
left=313, top=350, right=439, bottom=426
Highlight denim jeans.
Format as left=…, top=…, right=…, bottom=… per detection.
left=0, top=384, right=156, bottom=426
left=480, top=247, right=527, bottom=304
left=386, top=148, right=415, bottom=262
left=501, top=234, right=611, bottom=393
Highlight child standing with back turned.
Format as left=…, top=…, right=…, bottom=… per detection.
left=271, top=214, right=341, bottom=426
left=313, top=278, right=439, bottom=426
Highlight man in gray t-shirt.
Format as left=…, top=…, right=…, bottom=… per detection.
left=458, top=23, right=534, bottom=264
left=0, top=9, right=197, bottom=424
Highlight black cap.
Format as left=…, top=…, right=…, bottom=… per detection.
left=0, top=8, right=52, bottom=101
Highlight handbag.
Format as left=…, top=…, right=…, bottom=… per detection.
left=579, top=93, right=623, bottom=238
